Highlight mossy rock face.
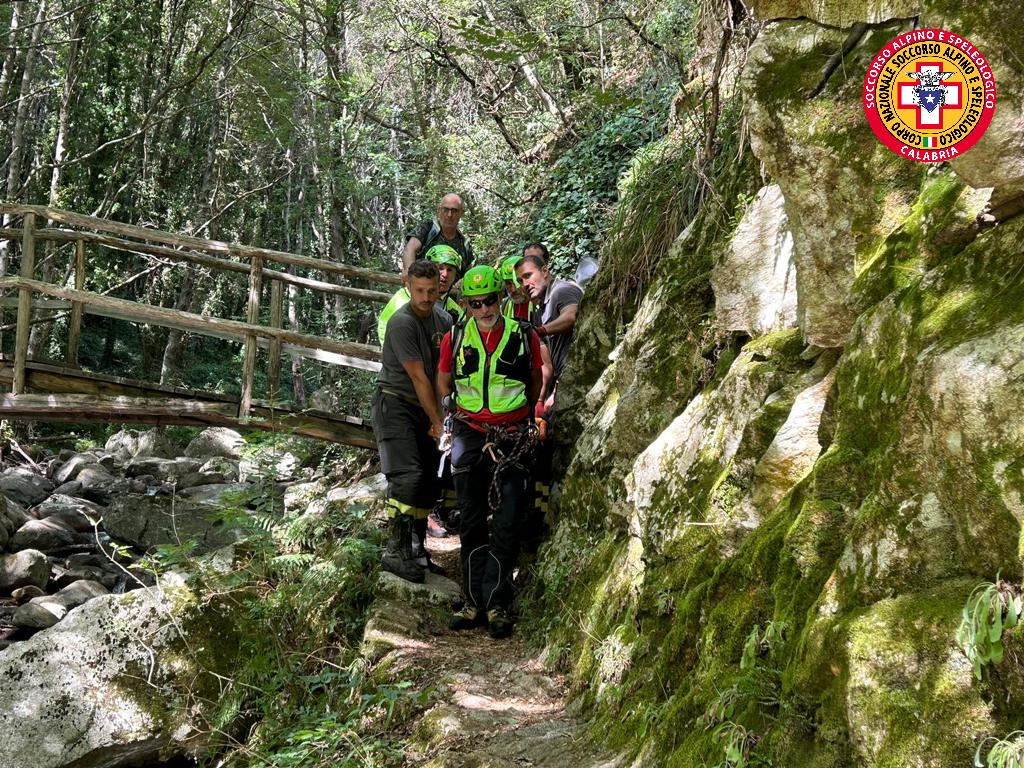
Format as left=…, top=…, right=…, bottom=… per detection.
left=829, top=215, right=1024, bottom=607
left=745, top=0, right=919, bottom=26
left=742, top=20, right=928, bottom=346
left=843, top=583, right=990, bottom=767
left=924, top=2, right=1024, bottom=190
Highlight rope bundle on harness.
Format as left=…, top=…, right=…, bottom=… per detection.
left=483, top=423, right=536, bottom=515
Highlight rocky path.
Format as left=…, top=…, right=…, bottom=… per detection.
left=364, top=536, right=624, bottom=768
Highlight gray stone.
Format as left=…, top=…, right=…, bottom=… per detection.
left=46, top=578, right=110, bottom=610
left=12, top=600, right=63, bottom=629
left=0, top=549, right=51, bottom=591
left=124, top=456, right=202, bottom=482
left=198, top=456, right=240, bottom=481
left=105, top=427, right=179, bottom=460
left=184, top=427, right=246, bottom=460
left=0, top=586, right=240, bottom=768
left=11, top=584, right=46, bottom=602
left=50, top=480, right=83, bottom=497
left=752, top=368, right=836, bottom=511
left=52, top=453, right=101, bottom=485
left=712, top=183, right=797, bottom=336
left=103, top=488, right=248, bottom=551
left=29, top=494, right=105, bottom=533
left=75, top=464, right=116, bottom=489
left=0, top=467, right=55, bottom=507
left=175, top=471, right=229, bottom=489
left=9, top=518, right=79, bottom=552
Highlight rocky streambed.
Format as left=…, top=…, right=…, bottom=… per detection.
left=0, top=426, right=275, bottom=648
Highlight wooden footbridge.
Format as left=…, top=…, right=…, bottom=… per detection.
left=0, top=205, right=402, bottom=448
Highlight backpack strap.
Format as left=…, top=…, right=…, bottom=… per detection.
left=448, top=318, right=468, bottom=408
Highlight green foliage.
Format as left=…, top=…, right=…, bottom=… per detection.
left=700, top=622, right=787, bottom=768
left=529, top=95, right=670, bottom=277
left=957, top=578, right=1023, bottom=680
left=976, top=731, right=1024, bottom=768
left=135, top=469, right=420, bottom=766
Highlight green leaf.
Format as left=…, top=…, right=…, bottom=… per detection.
left=1009, top=595, right=1021, bottom=628
left=990, top=640, right=1005, bottom=664
left=990, top=605, right=1005, bottom=642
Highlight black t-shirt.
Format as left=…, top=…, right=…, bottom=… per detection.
left=408, top=219, right=475, bottom=274
left=377, top=302, right=453, bottom=403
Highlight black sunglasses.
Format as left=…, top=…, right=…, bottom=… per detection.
left=468, top=295, right=499, bottom=309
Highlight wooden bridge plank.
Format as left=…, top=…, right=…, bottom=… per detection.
left=0, top=276, right=383, bottom=368
left=0, top=205, right=403, bottom=288
left=0, top=227, right=395, bottom=303
left=0, top=393, right=376, bottom=448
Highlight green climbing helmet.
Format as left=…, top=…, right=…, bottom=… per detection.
left=425, top=244, right=462, bottom=272
left=500, top=255, right=523, bottom=284
left=461, top=265, right=502, bottom=297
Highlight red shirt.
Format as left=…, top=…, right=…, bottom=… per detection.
left=439, top=320, right=542, bottom=426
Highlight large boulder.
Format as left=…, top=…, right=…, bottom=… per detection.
left=0, top=467, right=55, bottom=507
left=184, top=427, right=246, bottom=460
left=9, top=518, right=80, bottom=552
left=103, top=485, right=251, bottom=551
left=0, top=585, right=241, bottom=768
left=104, top=428, right=179, bottom=460
left=29, top=494, right=105, bottom=533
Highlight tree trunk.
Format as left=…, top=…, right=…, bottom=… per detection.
left=1, top=0, right=46, bottom=277
left=159, top=269, right=196, bottom=386
left=0, top=2, right=24, bottom=110
left=49, top=5, right=90, bottom=206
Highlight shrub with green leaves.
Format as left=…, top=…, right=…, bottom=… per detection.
left=957, top=578, right=1023, bottom=680
left=975, top=730, right=1024, bottom=768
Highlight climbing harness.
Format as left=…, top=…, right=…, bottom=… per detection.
left=482, top=421, right=538, bottom=515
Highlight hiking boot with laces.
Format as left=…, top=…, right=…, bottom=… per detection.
left=450, top=604, right=485, bottom=631
left=487, top=607, right=514, bottom=639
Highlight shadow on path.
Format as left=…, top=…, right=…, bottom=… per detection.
left=362, top=535, right=625, bottom=767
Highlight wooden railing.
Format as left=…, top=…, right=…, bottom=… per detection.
left=0, top=204, right=400, bottom=422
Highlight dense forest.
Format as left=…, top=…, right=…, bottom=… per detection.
left=0, top=0, right=702, bottom=400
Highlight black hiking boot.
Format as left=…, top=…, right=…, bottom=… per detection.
left=487, top=607, right=514, bottom=639
left=381, top=514, right=425, bottom=583
left=450, top=604, right=486, bottom=631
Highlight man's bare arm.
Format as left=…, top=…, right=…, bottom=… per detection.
left=539, top=303, right=578, bottom=336
left=402, top=237, right=422, bottom=280
left=401, top=358, right=443, bottom=437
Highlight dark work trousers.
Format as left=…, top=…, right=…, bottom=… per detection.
left=451, top=419, right=531, bottom=612
left=372, top=389, right=441, bottom=515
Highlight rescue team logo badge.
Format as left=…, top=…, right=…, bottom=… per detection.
left=863, top=28, right=996, bottom=162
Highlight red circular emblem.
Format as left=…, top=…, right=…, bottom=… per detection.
left=863, top=28, right=997, bottom=162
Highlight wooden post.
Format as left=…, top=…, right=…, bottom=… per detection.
left=66, top=238, right=86, bottom=366
left=12, top=212, right=36, bottom=394
left=238, top=254, right=263, bottom=420
left=267, top=279, right=283, bottom=402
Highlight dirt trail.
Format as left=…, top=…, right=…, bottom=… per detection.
left=363, top=535, right=624, bottom=768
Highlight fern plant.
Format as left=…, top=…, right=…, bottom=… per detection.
left=956, top=578, right=1022, bottom=680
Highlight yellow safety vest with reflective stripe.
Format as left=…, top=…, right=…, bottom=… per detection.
left=453, top=319, right=530, bottom=415
left=379, top=288, right=462, bottom=344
